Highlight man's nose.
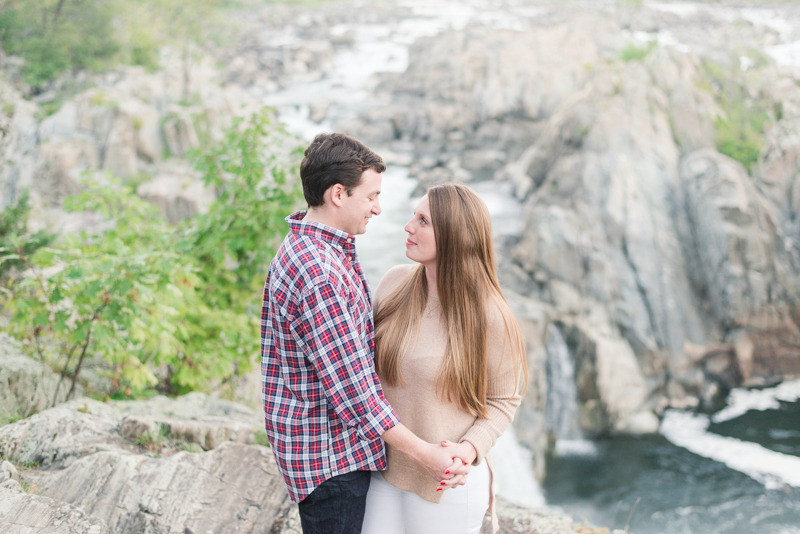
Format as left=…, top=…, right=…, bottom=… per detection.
left=373, top=199, right=381, bottom=216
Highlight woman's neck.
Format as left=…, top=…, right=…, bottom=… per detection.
left=424, top=263, right=437, bottom=297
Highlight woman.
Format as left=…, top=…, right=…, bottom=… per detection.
left=362, top=183, right=527, bottom=534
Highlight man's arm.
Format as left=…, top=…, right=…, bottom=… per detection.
left=294, top=282, right=399, bottom=441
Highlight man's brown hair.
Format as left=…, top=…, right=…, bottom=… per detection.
left=299, top=133, right=386, bottom=207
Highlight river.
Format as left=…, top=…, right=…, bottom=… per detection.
left=262, top=1, right=800, bottom=531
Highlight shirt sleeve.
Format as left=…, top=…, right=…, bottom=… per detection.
left=293, top=282, right=399, bottom=442
left=459, top=306, right=523, bottom=465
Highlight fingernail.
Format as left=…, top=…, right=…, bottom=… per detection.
left=440, top=481, right=446, bottom=485
left=445, top=471, right=450, bottom=474
left=436, top=488, right=442, bottom=492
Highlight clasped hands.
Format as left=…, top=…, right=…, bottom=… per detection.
left=420, top=440, right=477, bottom=492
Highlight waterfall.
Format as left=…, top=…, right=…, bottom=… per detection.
left=545, top=324, right=596, bottom=456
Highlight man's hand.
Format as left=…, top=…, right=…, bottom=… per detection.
left=380, top=424, right=473, bottom=484
left=435, top=440, right=477, bottom=491
left=415, top=441, right=472, bottom=483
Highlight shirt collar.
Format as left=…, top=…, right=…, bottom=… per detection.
left=286, top=211, right=355, bottom=251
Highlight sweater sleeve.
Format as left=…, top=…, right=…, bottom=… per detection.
left=459, top=304, right=523, bottom=466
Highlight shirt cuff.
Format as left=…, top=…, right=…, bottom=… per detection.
left=357, top=398, right=400, bottom=441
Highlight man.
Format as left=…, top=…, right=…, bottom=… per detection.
left=261, top=133, right=468, bottom=533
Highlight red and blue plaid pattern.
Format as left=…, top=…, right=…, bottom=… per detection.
left=261, top=211, right=399, bottom=503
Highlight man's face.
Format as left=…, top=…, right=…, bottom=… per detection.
left=340, top=168, right=382, bottom=236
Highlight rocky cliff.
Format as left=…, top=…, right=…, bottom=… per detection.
left=339, top=1, right=800, bottom=456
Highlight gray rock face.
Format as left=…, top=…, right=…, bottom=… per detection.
left=0, top=393, right=577, bottom=534
left=490, top=497, right=573, bottom=534
left=0, top=334, right=78, bottom=422
left=0, top=483, right=111, bottom=534
left=356, top=3, right=800, bottom=433
left=25, top=443, right=291, bottom=534
left=679, top=149, right=799, bottom=330
left=0, top=394, right=294, bottom=534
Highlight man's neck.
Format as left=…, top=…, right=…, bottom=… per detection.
left=303, top=207, right=345, bottom=234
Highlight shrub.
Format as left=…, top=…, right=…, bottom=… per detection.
left=700, top=58, right=772, bottom=173
left=620, top=41, right=656, bottom=62
left=0, top=0, right=119, bottom=88
left=1, top=108, right=303, bottom=398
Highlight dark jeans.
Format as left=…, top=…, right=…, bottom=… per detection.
left=297, top=470, right=371, bottom=534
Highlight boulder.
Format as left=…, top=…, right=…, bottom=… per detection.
left=0, top=334, right=77, bottom=422
left=489, top=497, right=574, bottom=534
left=0, top=77, right=39, bottom=210
left=0, top=483, right=111, bottom=534
left=0, top=394, right=263, bottom=468
left=23, top=443, right=291, bottom=534
left=678, top=149, right=800, bottom=331
left=136, top=163, right=215, bottom=223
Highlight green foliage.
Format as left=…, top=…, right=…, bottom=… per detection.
left=185, top=108, right=304, bottom=311
left=620, top=41, right=657, bottom=62
left=252, top=429, right=271, bottom=447
left=131, top=426, right=169, bottom=451
left=0, top=0, right=235, bottom=88
left=0, top=408, right=24, bottom=426
left=0, top=0, right=119, bottom=87
left=0, top=191, right=56, bottom=280
left=701, top=58, right=772, bottom=173
left=2, top=108, right=303, bottom=398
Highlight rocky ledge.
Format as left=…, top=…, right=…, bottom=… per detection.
left=0, top=355, right=602, bottom=534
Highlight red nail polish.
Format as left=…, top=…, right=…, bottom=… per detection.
left=436, top=488, right=442, bottom=492
left=440, top=481, right=445, bottom=485
left=445, top=471, right=450, bottom=474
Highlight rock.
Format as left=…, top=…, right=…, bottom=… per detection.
left=33, top=138, right=99, bottom=205
left=0, top=460, right=18, bottom=482
left=679, top=149, right=800, bottom=330
left=0, top=334, right=78, bottom=422
left=22, top=443, right=291, bottom=534
left=0, top=485, right=111, bottom=534
left=505, top=290, right=551, bottom=481
left=0, top=394, right=264, bottom=468
left=0, top=77, right=39, bottom=210
left=309, top=99, right=331, bottom=123
left=488, top=496, right=573, bottom=534
left=136, top=163, right=215, bottom=223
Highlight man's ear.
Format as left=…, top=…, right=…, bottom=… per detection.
left=327, top=183, right=347, bottom=207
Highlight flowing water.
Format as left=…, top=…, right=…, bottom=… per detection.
left=266, top=1, right=800, bottom=530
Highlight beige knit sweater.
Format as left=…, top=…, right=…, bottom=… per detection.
left=373, top=264, right=523, bottom=509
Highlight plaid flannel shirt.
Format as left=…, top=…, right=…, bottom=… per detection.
left=261, top=211, right=399, bottom=503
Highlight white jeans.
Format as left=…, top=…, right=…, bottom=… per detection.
left=361, top=462, right=490, bottom=534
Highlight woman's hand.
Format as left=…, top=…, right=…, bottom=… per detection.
left=436, top=440, right=477, bottom=491
left=441, top=440, right=478, bottom=465
left=436, top=457, right=468, bottom=491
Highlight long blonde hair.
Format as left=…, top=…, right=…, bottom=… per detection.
left=374, top=183, right=527, bottom=418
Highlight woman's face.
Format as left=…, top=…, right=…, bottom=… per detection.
left=404, top=195, right=436, bottom=266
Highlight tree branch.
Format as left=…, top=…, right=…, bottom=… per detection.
left=52, top=0, right=67, bottom=25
